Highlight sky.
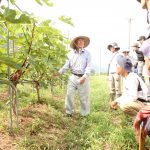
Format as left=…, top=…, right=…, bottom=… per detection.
left=2, top=0, right=148, bottom=72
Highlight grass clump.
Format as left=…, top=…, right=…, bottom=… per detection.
left=0, top=75, right=149, bottom=149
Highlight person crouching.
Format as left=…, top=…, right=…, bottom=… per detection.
left=111, top=55, right=148, bottom=116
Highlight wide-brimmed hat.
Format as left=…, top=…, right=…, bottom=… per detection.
left=131, top=43, right=140, bottom=48
left=136, top=0, right=147, bottom=9
left=107, top=42, right=120, bottom=51
left=116, top=55, right=132, bottom=72
left=137, top=35, right=146, bottom=41
left=70, top=36, right=90, bottom=49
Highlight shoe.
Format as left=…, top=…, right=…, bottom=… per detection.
left=64, top=113, right=72, bottom=117
left=80, top=114, right=89, bottom=118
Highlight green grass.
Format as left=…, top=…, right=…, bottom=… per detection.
left=0, top=75, right=150, bottom=149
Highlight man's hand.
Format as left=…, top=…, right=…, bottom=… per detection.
left=110, top=101, right=118, bottom=110
left=134, top=117, right=148, bottom=142
left=53, top=72, right=60, bottom=77
left=133, top=117, right=141, bottom=141
left=79, top=76, right=86, bottom=84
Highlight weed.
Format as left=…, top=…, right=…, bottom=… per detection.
left=0, top=75, right=149, bottom=149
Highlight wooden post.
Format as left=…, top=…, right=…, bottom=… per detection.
left=139, top=121, right=145, bottom=150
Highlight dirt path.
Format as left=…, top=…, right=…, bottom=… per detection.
left=0, top=132, right=17, bottom=150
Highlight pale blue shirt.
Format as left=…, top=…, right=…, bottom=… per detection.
left=140, top=39, right=150, bottom=59
left=59, top=48, right=91, bottom=78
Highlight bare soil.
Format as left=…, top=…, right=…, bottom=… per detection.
left=0, top=103, right=65, bottom=150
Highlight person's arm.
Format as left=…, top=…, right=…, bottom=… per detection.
left=135, top=106, right=150, bottom=122
left=110, top=96, right=123, bottom=109
left=110, top=100, right=118, bottom=109
left=59, top=59, right=70, bottom=75
left=139, top=41, right=150, bottom=59
left=127, top=75, right=139, bottom=100
left=134, top=106, right=150, bottom=141
left=82, top=51, right=91, bottom=79
left=111, top=75, right=139, bottom=109
left=79, top=51, right=91, bottom=84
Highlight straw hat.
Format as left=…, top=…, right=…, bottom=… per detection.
left=70, top=36, right=90, bottom=49
left=131, top=43, right=140, bottom=48
left=136, top=0, right=147, bottom=9
left=137, top=35, right=146, bottom=41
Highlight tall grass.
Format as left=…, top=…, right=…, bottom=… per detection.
left=0, top=75, right=150, bottom=149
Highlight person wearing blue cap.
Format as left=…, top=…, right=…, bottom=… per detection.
left=111, top=55, right=148, bottom=116
left=107, top=42, right=122, bottom=102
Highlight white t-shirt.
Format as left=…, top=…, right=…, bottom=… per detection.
left=116, top=72, right=148, bottom=105
left=109, top=52, right=120, bottom=73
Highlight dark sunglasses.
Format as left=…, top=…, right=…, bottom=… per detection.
left=123, top=51, right=129, bottom=53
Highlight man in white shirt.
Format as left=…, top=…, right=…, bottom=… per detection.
left=107, top=42, right=122, bottom=101
left=131, top=43, right=145, bottom=79
left=55, top=36, right=91, bottom=117
left=111, top=55, right=148, bottom=116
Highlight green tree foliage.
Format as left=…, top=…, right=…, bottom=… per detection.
left=9, top=0, right=53, bottom=7
left=59, top=16, right=74, bottom=27
left=0, top=0, right=73, bottom=100
left=35, top=0, right=53, bottom=6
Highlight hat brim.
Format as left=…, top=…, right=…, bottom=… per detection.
left=136, top=0, right=147, bottom=9
left=107, top=45, right=120, bottom=51
left=137, top=36, right=146, bottom=41
left=131, top=45, right=140, bottom=48
left=122, top=50, right=130, bottom=52
left=70, top=36, right=90, bottom=49
left=107, top=45, right=112, bottom=50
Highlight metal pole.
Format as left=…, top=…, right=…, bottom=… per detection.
left=128, top=18, right=132, bottom=50
left=12, top=40, right=19, bottom=128
left=7, top=0, right=13, bottom=130
left=99, top=47, right=101, bottom=76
